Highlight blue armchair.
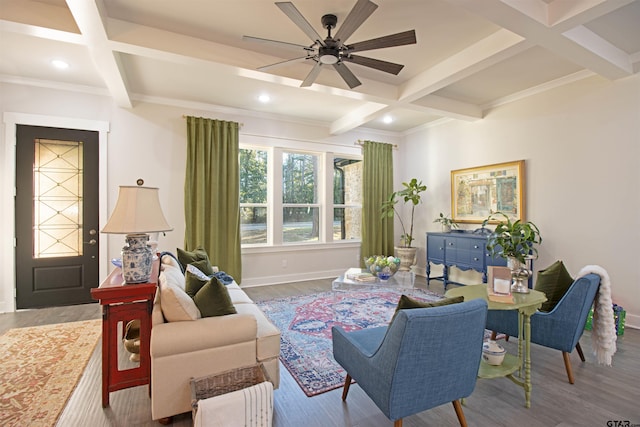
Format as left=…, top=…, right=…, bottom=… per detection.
left=332, top=299, right=488, bottom=427
left=486, top=273, right=600, bottom=384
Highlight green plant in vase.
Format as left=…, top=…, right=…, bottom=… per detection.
left=381, top=178, right=427, bottom=248
left=381, top=178, right=427, bottom=272
left=482, top=211, right=542, bottom=293
left=434, top=212, right=459, bottom=232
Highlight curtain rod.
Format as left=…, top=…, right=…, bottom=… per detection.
left=182, top=115, right=244, bottom=128
left=355, top=139, right=398, bottom=148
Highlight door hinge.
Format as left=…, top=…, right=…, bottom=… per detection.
left=13, top=237, right=17, bottom=248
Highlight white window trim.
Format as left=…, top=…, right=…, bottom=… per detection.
left=239, top=142, right=362, bottom=250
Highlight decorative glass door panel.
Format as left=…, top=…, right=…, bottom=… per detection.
left=33, top=139, right=84, bottom=258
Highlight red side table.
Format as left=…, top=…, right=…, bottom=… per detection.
left=91, top=265, right=158, bottom=407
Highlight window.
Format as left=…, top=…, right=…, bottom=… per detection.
left=333, top=158, right=362, bottom=241
left=239, top=144, right=361, bottom=246
left=239, top=148, right=268, bottom=244
left=282, top=151, right=319, bottom=243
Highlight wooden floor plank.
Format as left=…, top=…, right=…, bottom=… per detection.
left=1, top=277, right=637, bottom=426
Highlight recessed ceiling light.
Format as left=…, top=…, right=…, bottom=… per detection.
left=51, top=59, right=69, bottom=70
left=383, top=115, right=393, bottom=124
left=258, top=94, right=271, bottom=103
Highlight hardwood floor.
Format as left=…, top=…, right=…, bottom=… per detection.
left=1, top=277, right=638, bottom=427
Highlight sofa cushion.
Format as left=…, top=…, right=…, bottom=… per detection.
left=224, top=282, right=255, bottom=304
left=193, top=277, right=238, bottom=318
left=159, top=264, right=201, bottom=322
left=151, top=313, right=258, bottom=358
left=234, top=303, right=281, bottom=362
left=534, top=260, right=574, bottom=312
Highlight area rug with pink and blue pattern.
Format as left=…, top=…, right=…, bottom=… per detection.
left=257, top=288, right=442, bottom=397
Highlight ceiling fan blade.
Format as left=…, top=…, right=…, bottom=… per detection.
left=333, top=62, right=362, bottom=89
left=258, top=56, right=313, bottom=71
left=301, top=62, right=323, bottom=87
left=242, top=35, right=311, bottom=51
left=276, top=2, right=324, bottom=44
left=333, top=0, right=378, bottom=43
left=347, top=30, right=417, bottom=53
left=342, top=54, right=404, bottom=75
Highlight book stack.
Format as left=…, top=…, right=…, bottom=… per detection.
left=345, top=268, right=377, bottom=282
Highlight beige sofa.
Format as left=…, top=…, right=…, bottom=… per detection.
left=150, top=254, right=280, bottom=421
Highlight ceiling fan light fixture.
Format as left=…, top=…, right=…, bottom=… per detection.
left=318, top=46, right=339, bottom=64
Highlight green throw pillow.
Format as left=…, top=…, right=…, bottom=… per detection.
left=390, top=295, right=465, bottom=324
left=184, top=270, right=208, bottom=298
left=534, top=260, right=574, bottom=312
left=193, top=277, right=237, bottom=318
left=177, top=247, right=210, bottom=270
left=189, top=258, right=215, bottom=276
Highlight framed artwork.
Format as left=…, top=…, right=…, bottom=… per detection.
left=451, top=160, right=525, bottom=223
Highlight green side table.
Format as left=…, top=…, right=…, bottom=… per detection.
left=445, top=284, right=546, bottom=408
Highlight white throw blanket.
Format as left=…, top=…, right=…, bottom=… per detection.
left=576, top=265, right=617, bottom=366
left=194, top=381, right=273, bottom=427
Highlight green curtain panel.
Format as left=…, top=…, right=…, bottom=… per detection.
left=184, top=116, right=242, bottom=283
left=361, top=140, right=394, bottom=265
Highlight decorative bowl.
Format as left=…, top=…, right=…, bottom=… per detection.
left=482, top=340, right=506, bottom=365
left=364, top=255, right=401, bottom=280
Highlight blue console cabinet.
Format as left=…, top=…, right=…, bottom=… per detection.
left=426, top=231, right=508, bottom=289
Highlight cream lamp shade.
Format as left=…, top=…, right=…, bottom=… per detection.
left=102, top=186, right=173, bottom=234
left=102, top=185, right=173, bottom=283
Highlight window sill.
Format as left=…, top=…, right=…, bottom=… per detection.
left=242, top=240, right=360, bottom=254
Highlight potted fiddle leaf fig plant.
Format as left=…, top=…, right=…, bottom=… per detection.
left=482, top=211, right=542, bottom=293
left=434, top=212, right=459, bottom=232
left=381, top=178, right=427, bottom=271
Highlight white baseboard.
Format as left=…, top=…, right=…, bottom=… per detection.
left=240, top=269, right=346, bottom=288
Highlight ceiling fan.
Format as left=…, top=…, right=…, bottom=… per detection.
left=243, top=0, right=417, bottom=89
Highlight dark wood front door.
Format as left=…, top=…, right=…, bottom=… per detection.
left=15, top=125, right=100, bottom=309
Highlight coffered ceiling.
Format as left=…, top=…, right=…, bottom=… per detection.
left=1, top=0, right=638, bottom=133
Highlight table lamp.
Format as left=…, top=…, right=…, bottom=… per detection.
left=102, top=184, right=173, bottom=284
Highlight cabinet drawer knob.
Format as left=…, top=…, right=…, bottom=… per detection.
left=473, top=257, right=479, bottom=261
left=474, top=245, right=479, bottom=249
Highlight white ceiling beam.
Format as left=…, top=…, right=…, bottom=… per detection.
left=448, top=0, right=633, bottom=79
left=65, top=0, right=132, bottom=108
left=546, top=0, right=636, bottom=30
left=410, top=95, right=483, bottom=121
left=398, top=29, right=529, bottom=102
left=329, top=103, right=389, bottom=135
left=0, top=19, right=84, bottom=44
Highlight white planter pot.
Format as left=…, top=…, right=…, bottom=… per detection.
left=395, top=246, right=417, bottom=272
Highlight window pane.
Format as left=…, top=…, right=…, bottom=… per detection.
left=240, top=207, right=267, bottom=244
left=333, top=158, right=362, bottom=204
left=283, top=152, right=317, bottom=204
left=240, top=149, right=267, bottom=204
left=333, top=158, right=362, bottom=241
left=283, top=207, right=319, bottom=243
left=333, top=207, right=361, bottom=241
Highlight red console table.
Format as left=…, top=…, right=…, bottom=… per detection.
left=91, top=265, right=158, bottom=407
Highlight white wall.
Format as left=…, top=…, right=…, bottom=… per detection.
left=0, top=82, right=399, bottom=310
left=399, top=74, right=640, bottom=329
left=2, top=75, right=638, bottom=329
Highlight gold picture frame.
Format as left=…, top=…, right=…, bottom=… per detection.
left=451, top=160, right=525, bottom=224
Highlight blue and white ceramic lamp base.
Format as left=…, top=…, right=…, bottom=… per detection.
left=121, top=233, right=154, bottom=284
